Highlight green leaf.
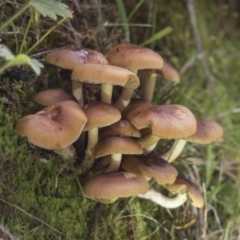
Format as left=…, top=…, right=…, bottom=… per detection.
left=28, top=57, right=44, bottom=75
left=0, top=45, right=15, bottom=61
left=0, top=53, right=43, bottom=76
left=140, top=26, right=173, bottom=47
left=30, top=0, right=72, bottom=20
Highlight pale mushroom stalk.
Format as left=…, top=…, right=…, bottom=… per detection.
left=72, top=81, right=84, bottom=107
left=138, top=188, right=188, bottom=209
left=81, top=128, right=99, bottom=172
left=53, top=145, right=77, bottom=160
left=87, top=128, right=99, bottom=151
left=161, top=139, right=187, bottom=162
left=104, top=153, right=122, bottom=173
left=101, top=83, right=113, bottom=104
left=137, top=133, right=160, bottom=154
left=142, top=72, right=157, bottom=102
left=114, top=70, right=138, bottom=112
left=114, top=88, right=135, bottom=111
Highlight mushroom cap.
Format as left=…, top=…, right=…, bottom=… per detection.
left=34, top=88, right=77, bottom=106
left=100, top=119, right=141, bottom=138
left=45, top=47, right=108, bottom=70
left=107, top=43, right=164, bottom=71
left=165, top=177, right=204, bottom=208
left=121, top=156, right=178, bottom=185
left=185, top=118, right=223, bottom=144
left=94, top=136, right=143, bottom=158
left=83, top=171, right=149, bottom=203
left=71, top=63, right=140, bottom=89
left=127, top=105, right=197, bottom=139
left=155, top=61, right=180, bottom=83
left=15, top=101, right=87, bottom=150
left=83, top=101, right=121, bottom=130
left=121, top=98, right=152, bottom=119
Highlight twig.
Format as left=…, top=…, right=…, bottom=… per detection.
left=0, top=224, right=19, bottom=240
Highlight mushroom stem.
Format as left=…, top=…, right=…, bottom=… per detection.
left=53, top=145, right=77, bottom=160
left=137, top=133, right=161, bottom=150
left=79, top=128, right=99, bottom=173
left=104, top=153, right=122, bottom=172
left=114, top=70, right=138, bottom=112
left=114, top=88, right=135, bottom=112
left=72, top=81, right=83, bottom=107
left=142, top=73, right=157, bottom=102
left=137, top=188, right=188, bottom=209
left=161, top=139, right=187, bottom=162
left=101, top=83, right=113, bottom=104
left=87, top=128, right=99, bottom=151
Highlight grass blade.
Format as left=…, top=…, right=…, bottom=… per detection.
left=140, top=26, right=173, bottom=46
left=127, top=0, right=144, bottom=21
left=115, top=0, right=130, bottom=41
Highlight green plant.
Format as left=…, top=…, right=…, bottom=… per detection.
left=0, top=0, right=72, bottom=76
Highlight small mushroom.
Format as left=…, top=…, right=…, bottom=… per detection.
left=34, top=88, right=77, bottom=106
left=100, top=119, right=141, bottom=139
left=139, top=61, right=180, bottom=102
left=165, top=176, right=204, bottom=208
left=15, top=101, right=87, bottom=158
left=161, top=118, right=223, bottom=162
left=94, top=136, right=143, bottom=172
left=71, top=63, right=139, bottom=104
left=45, top=47, right=108, bottom=106
left=83, top=171, right=149, bottom=204
left=79, top=101, right=121, bottom=173
left=121, top=156, right=178, bottom=185
left=127, top=104, right=197, bottom=154
left=107, top=43, right=163, bottom=111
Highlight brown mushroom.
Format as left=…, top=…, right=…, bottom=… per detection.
left=94, top=136, right=143, bottom=172
left=79, top=101, right=121, bottom=173
left=15, top=101, right=87, bottom=158
left=161, top=118, right=223, bottom=162
left=83, top=171, right=149, bottom=204
left=107, top=43, right=163, bottom=111
left=34, top=88, right=77, bottom=106
left=165, top=176, right=204, bottom=208
left=71, top=63, right=139, bottom=104
left=121, top=156, right=178, bottom=185
left=127, top=104, right=197, bottom=154
left=139, top=61, right=180, bottom=102
left=45, top=47, right=108, bottom=106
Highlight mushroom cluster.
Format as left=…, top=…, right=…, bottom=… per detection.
left=15, top=43, right=223, bottom=216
